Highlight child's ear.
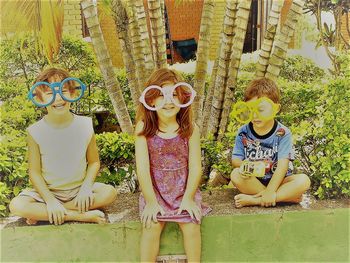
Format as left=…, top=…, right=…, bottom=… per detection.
left=277, top=104, right=281, bottom=113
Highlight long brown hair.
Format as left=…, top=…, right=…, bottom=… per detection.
left=136, top=68, right=193, bottom=138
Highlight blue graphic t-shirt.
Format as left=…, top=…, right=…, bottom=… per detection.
left=232, top=121, right=294, bottom=180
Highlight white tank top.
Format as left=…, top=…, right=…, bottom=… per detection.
left=27, top=114, right=94, bottom=190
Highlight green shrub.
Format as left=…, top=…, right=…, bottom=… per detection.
left=95, top=132, right=135, bottom=186
left=279, top=55, right=325, bottom=83
left=0, top=35, right=96, bottom=86
left=290, top=78, right=350, bottom=199
left=277, top=78, right=321, bottom=127
left=335, top=51, right=350, bottom=78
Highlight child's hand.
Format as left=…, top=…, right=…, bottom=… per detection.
left=255, top=190, right=276, bottom=207
left=74, top=185, right=94, bottom=213
left=46, top=198, right=67, bottom=225
left=141, top=202, right=165, bottom=228
left=177, top=198, right=202, bottom=222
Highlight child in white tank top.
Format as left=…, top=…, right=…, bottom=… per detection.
left=9, top=68, right=117, bottom=225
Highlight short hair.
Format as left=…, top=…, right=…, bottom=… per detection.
left=244, top=78, right=280, bottom=103
left=34, top=68, right=70, bottom=83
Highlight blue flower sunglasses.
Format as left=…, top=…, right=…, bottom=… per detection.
left=28, top=78, right=86, bottom=107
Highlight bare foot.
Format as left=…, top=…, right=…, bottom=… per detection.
left=82, top=210, right=106, bottom=224
left=26, top=218, right=38, bottom=225
left=234, top=194, right=260, bottom=208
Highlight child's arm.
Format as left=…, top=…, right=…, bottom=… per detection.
left=135, top=121, right=164, bottom=228
left=257, top=131, right=293, bottom=207
left=177, top=125, right=202, bottom=221
left=232, top=158, right=243, bottom=168
left=257, top=159, right=289, bottom=207
left=27, top=133, right=67, bottom=225
left=74, top=133, right=100, bottom=213
left=231, top=129, right=245, bottom=168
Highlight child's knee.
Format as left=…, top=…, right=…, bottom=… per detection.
left=230, top=168, right=240, bottom=182
left=179, top=223, right=200, bottom=237
left=98, top=184, right=117, bottom=204
left=9, top=196, right=26, bottom=215
left=105, top=184, right=117, bottom=202
left=230, top=168, right=250, bottom=185
left=298, top=174, right=311, bottom=190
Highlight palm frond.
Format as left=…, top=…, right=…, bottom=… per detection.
left=1, top=0, right=64, bottom=62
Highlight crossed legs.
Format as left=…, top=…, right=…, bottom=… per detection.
left=9, top=183, right=117, bottom=224
left=230, top=168, right=310, bottom=208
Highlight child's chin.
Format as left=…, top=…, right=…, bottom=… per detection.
left=49, top=105, right=70, bottom=114
left=252, top=121, right=263, bottom=126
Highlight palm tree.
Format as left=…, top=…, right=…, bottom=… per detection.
left=111, top=0, right=141, bottom=107
left=81, top=0, right=133, bottom=134
left=126, top=0, right=149, bottom=89
left=192, top=0, right=215, bottom=125
left=217, top=0, right=252, bottom=140
left=201, top=56, right=219, bottom=137
left=147, top=0, right=167, bottom=68
left=1, top=0, right=64, bottom=62
left=265, top=0, right=306, bottom=81
left=206, top=0, right=239, bottom=137
left=134, top=0, right=155, bottom=78
left=256, top=0, right=283, bottom=78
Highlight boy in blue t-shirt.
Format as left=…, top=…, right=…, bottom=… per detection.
left=230, top=78, right=310, bottom=208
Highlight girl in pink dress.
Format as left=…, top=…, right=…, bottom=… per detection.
left=135, top=68, right=211, bottom=262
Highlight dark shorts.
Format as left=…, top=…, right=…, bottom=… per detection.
left=257, top=177, right=271, bottom=186
left=258, top=173, right=294, bottom=186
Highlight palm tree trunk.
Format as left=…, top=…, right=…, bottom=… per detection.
left=81, top=0, right=133, bottom=134
left=265, top=0, right=305, bottom=81
left=255, top=0, right=283, bottom=78
left=207, top=0, right=239, bottom=137
left=193, top=0, right=215, bottom=125
left=201, top=56, right=219, bottom=137
left=218, top=0, right=252, bottom=141
left=147, top=0, right=167, bottom=69
left=111, top=0, right=141, bottom=108
left=134, top=0, right=155, bottom=79
left=127, top=0, right=151, bottom=89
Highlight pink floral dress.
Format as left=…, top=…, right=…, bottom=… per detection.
left=139, top=134, right=211, bottom=223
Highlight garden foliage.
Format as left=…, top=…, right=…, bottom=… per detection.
left=0, top=34, right=349, bottom=217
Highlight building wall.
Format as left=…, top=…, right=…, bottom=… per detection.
left=62, top=1, right=123, bottom=68
left=63, top=0, right=83, bottom=39
left=165, top=0, right=203, bottom=63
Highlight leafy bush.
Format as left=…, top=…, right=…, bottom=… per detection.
left=277, top=78, right=321, bottom=126
left=0, top=35, right=96, bottom=86
left=279, top=55, right=325, bottom=83
left=95, top=132, right=135, bottom=186
left=289, top=78, right=350, bottom=199
left=0, top=91, right=39, bottom=216
left=335, top=51, right=350, bottom=78
left=201, top=135, right=233, bottom=183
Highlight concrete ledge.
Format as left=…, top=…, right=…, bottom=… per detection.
left=1, top=209, right=349, bottom=262
left=1, top=189, right=349, bottom=262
